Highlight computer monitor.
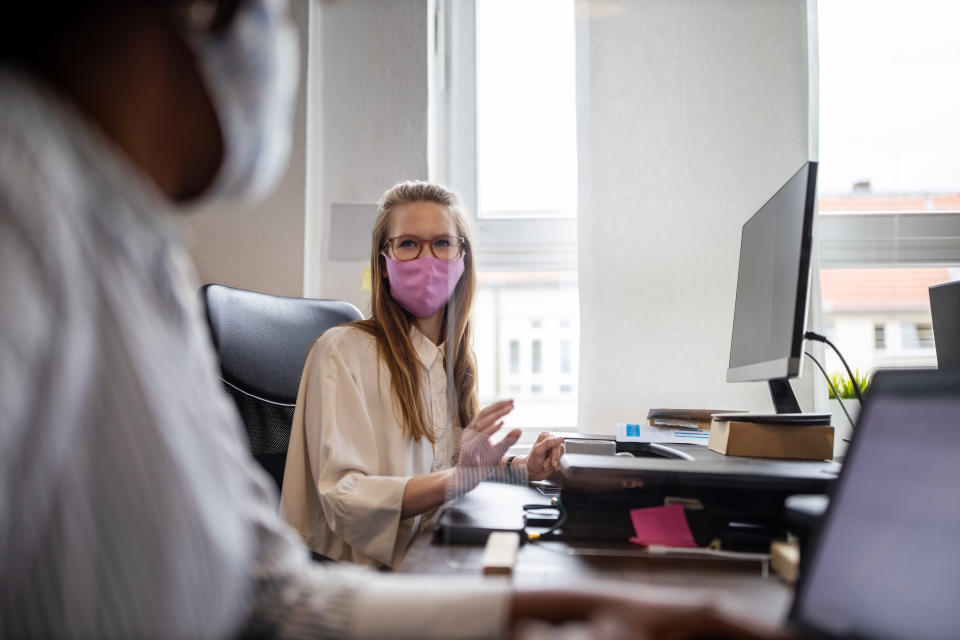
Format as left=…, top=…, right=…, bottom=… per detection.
left=929, top=280, right=960, bottom=368
left=727, top=162, right=818, bottom=415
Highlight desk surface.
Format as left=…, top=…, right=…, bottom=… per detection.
left=395, top=483, right=795, bottom=627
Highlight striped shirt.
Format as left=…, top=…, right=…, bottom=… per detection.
left=0, top=70, right=509, bottom=639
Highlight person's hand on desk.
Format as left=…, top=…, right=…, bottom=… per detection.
left=511, top=590, right=794, bottom=640
left=513, top=431, right=565, bottom=481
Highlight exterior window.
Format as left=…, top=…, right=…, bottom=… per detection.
left=917, top=324, right=935, bottom=349
left=874, top=323, right=886, bottom=350
left=509, top=340, right=520, bottom=374
left=560, top=339, right=571, bottom=375
left=531, top=340, right=542, bottom=374
left=901, top=322, right=934, bottom=350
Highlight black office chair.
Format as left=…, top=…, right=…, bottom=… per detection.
left=200, top=284, right=364, bottom=491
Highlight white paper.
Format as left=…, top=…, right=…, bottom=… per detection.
left=615, top=422, right=710, bottom=445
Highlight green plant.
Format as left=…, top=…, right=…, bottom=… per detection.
left=828, top=370, right=871, bottom=400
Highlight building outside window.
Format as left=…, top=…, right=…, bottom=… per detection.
left=817, top=0, right=960, bottom=379
left=821, top=267, right=953, bottom=371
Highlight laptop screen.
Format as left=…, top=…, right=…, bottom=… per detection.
left=792, top=374, right=960, bottom=639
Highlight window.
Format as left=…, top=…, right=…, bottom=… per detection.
left=438, top=0, right=579, bottom=429
left=475, top=0, right=576, bottom=220
left=901, top=322, right=934, bottom=351
left=817, top=1, right=960, bottom=378
left=873, top=323, right=886, bottom=350
left=531, top=340, right=542, bottom=374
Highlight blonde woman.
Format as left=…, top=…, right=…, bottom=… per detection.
left=280, top=181, right=565, bottom=567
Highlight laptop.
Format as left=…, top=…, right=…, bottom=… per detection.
left=789, top=368, right=960, bottom=639
left=929, top=280, right=960, bottom=368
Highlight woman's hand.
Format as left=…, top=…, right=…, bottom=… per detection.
left=448, top=399, right=519, bottom=496
left=517, top=432, right=565, bottom=481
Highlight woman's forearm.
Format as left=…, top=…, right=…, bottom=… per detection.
left=400, top=468, right=457, bottom=518
left=510, top=590, right=598, bottom=624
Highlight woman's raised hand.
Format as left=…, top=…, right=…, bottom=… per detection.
left=459, top=399, right=520, bottom=467
left=449, top=399, right=519, bottom=495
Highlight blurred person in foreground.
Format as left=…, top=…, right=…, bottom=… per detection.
left=0, top=1, right=790, bottom=638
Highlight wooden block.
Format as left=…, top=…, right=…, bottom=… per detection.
left=482, top=531, right=520, bottom=576
left=708, top=420, right=834, bottom=460
left=770, top=541, right=800, bottom=584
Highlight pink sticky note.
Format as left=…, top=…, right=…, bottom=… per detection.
left=628, top=504, right=697, bottom=548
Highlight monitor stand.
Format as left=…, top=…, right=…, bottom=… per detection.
left=718, top=379, right=832, bottom=426
left=769, top=378, right=802, bottom=413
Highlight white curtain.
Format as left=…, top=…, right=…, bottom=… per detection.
left=576, top=0, right=821, bottom=433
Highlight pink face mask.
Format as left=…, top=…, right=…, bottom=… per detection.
left=385, top=255, right=465, bottom=318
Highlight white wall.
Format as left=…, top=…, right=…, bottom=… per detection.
left=181, top=0, right=430, bottom=307
left=305, top=0, right=430, bottom=313
left=577, top=0, right=820, bottom=433
left=181, top=0, right=310, bottom=298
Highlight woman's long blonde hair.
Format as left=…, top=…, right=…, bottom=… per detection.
left=352, top=181, right=479, bottom=442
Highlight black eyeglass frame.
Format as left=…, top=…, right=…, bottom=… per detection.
left=381, top=235, right=468, bottom=261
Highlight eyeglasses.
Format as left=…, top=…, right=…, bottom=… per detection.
left=383, top=235, right=467, bottom=261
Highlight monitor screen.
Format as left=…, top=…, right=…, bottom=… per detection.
left=791, top=371, right=960, bottom=640
left=930, top=280, right=960, bottom=368
left=727, top=162, right=817, bottom=383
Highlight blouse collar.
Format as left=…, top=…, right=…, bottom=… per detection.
left=410, top=324, right=446, bottom=370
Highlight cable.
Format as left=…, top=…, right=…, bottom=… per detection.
left=523, top=500, right=567, bottom=541
left=804, top=331, right=864, bottom=404
left=805, top=351, right=855, bottom=430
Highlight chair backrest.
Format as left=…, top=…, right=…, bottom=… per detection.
left=200, top=284, right=364, bottom=489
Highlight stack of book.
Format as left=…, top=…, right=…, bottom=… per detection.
left=646, top=408, right=746, bottom=432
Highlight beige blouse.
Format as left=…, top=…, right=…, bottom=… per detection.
left=280, top=324, right=459, bottom=568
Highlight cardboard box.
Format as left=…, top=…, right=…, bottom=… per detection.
left=708, top=420, right=834, bottom=460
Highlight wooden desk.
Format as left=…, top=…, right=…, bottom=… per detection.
left=395, top=484, right=795, bottom=627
